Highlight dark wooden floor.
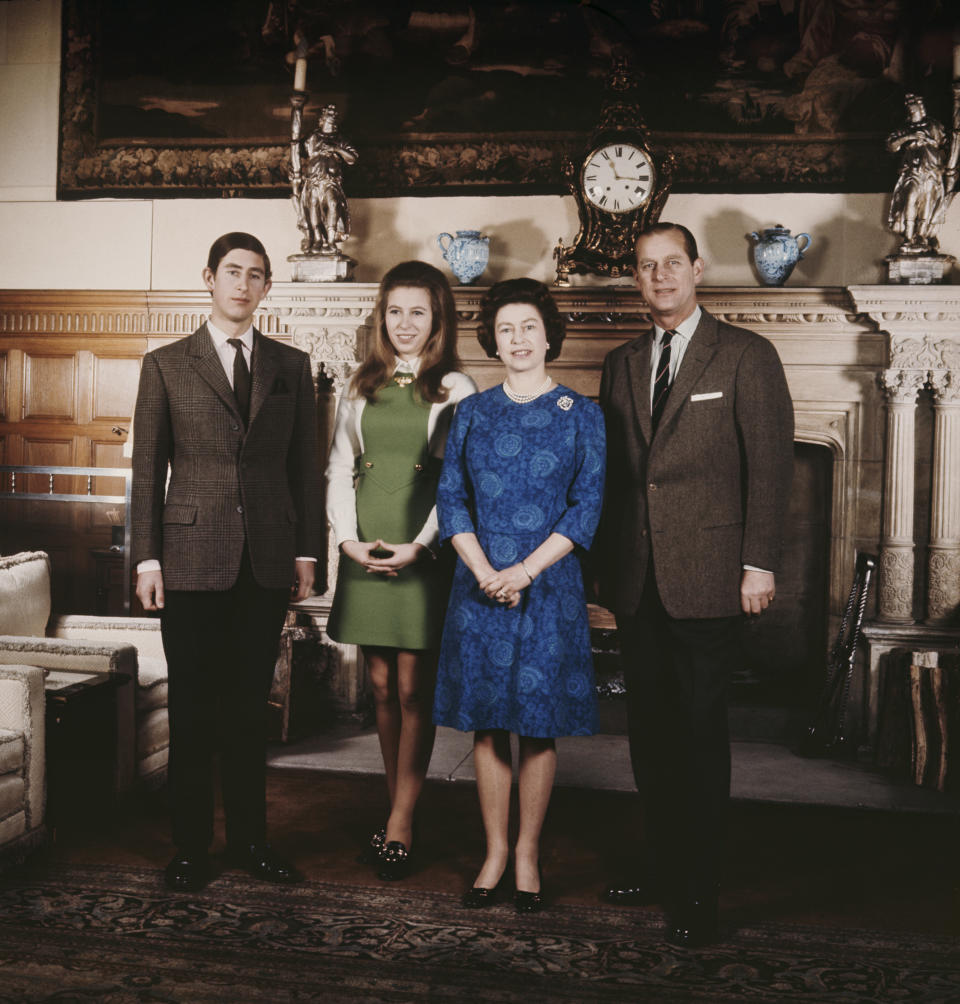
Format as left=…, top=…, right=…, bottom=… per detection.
left=38, top=767, right=960, bottom=938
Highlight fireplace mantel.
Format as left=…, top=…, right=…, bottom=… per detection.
left=1, top=284, right=957, bottom=744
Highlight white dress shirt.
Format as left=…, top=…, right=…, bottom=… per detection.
left=649, top=306, right=700, bottom=409
left=207, top=318, right=253, bottom=386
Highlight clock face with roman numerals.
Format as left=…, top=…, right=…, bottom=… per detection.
left=581, top=143, right=655, bottom=215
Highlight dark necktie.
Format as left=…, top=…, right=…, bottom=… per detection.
left=651, top=328, right=676, bottom=432
left=227, top=338, right=251, bottom=424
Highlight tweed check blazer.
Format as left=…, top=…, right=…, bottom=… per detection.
left=131, top=324, right=323, bottom=591
left=596, top=308, right=794, bottom=619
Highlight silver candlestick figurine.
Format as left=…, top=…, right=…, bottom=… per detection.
left=287, top=53, right=358, bottom=282
left=884, top=86, right=958, bottom=284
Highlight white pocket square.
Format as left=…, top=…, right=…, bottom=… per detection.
left=690, top=391, right=723, bottom=402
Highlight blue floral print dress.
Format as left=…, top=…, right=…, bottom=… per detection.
left=433, top=384, right=606, bottom=738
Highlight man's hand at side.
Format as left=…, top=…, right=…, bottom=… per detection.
left=292, top=559, right=315, bottom=602
left=137, top=569, right=165, bottom=611
left=741, top=569, right=775, bottom=616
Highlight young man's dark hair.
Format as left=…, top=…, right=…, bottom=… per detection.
left=206, top=231, right=272, bottom=281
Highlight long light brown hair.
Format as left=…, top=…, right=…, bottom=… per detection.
left=350, top=260, right=461, bottom=404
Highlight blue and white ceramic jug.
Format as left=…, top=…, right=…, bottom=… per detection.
left=438, top=230, right=489, bottom=285
left=748, top=224, right=812, bottom=287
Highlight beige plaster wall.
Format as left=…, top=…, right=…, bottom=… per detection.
left=2, top=0, right=958, bottom=291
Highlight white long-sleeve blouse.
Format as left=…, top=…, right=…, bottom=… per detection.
left=325, top=368, right=477, bottom=550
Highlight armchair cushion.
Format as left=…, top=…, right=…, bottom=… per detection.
left=0, top=638, right=136, bottom=793
left=0, top=731, right=24, bottom=775
left=0, top=552, right=50, bottom=637
left=0, top=664, right=46, bottom=853
left=136, top=657, right=168, bottom=713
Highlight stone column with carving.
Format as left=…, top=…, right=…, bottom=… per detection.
left=878, top=367, right=925, bottom=622
left=269, top=285, right=376, bottom=597
left=266, top=284, right=376, bottom=716
left=926, top=369, right=960, bottom=623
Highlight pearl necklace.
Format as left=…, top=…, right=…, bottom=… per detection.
left=503, top=375, right=552, bottom=404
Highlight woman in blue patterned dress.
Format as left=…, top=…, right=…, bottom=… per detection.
left=433, top=278, right=605, bottom=912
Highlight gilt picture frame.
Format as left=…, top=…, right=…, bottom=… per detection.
left=58, top=0, right=955, bottom=200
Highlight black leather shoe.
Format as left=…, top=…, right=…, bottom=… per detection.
left=514, top=866, right=543, bottom=913
left=376, top=840, right=412, bottom=881
left=358, top=825, right=387, bottom=865
left=226, top=843, right=301, bottom=884
left=604, top=876, right=656, bottom=905
left=514, top=888, right=543, bottom=913
left=666, top=896, right=719, bottom=948
left=462, top=885, right=499, bottom=908
left=164, top=851, right=210, bottom=892
left=462, top=871, right=508, bottom=908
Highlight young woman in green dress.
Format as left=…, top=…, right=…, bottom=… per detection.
left=326, top=260, right=476, bottom=879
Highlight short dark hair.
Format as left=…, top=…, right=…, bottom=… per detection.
left=206, top=232, right=272, bottom=281
left=477, top=278, right=565, bottom=363
left=636, top=222, right=699, bottom=264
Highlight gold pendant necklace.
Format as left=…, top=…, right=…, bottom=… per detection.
left=393, top=373, right=414, bottom=388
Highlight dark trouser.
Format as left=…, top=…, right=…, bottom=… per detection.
left=616, top=566, right=740, bottom=902
left=160, top=551, right=289, bottom=853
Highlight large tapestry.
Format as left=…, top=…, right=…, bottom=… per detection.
left=58, top=0, right=958, bottom=198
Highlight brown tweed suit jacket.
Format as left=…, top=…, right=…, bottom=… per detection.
left=596, top=308, right=794, bottom=619
left=131, top=324, right=323, bottom=591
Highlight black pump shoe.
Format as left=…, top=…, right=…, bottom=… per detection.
left=462, top=872, right=509, bottom=908
left=514, top=866, right=543, bottom=913
left=513, top=888, right=543, bottom=913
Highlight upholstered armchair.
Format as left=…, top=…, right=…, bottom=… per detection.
left=0, top=551, right=169, bottom=791
left=0, top=663, right=46, bottom=863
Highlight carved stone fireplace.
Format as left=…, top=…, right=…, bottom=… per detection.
left=269, top=282, right=960, bottom=751
left=0, top=283, right=957, bottom=752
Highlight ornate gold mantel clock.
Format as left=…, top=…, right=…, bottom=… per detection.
left=555, top=59, right=674, bottom=284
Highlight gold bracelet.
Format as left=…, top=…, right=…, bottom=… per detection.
left=520, top=560, right=534, bottom=584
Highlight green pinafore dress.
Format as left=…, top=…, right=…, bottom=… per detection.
left=327, top=381, right=449, bottom=650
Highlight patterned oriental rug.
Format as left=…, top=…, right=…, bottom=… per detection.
left=0, top=863, right=957, bottom=1003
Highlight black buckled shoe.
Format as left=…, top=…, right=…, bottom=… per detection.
left=163, top=851, right=211, bottom=892
left=227, top=843, right=302, bottom=884
left=377, top=840, right=413, bottom=881
left=358, top=825, right=387, bottom=865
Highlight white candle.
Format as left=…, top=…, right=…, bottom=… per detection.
left=294, top=57, right=307, bottom=93
left=954, top=43, right=960, bottom=81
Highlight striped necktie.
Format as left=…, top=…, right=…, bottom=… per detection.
left=651, top=328, right=675, bottom=432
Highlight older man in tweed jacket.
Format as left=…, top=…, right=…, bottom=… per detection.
left=597, top=223, right=794, bottom=947
left=132, top=232, right=323, bottom=892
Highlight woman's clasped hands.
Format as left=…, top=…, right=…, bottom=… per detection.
left=341, top=539, right=427, bottom=577
left=478, top=563, right=532, bottom=608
